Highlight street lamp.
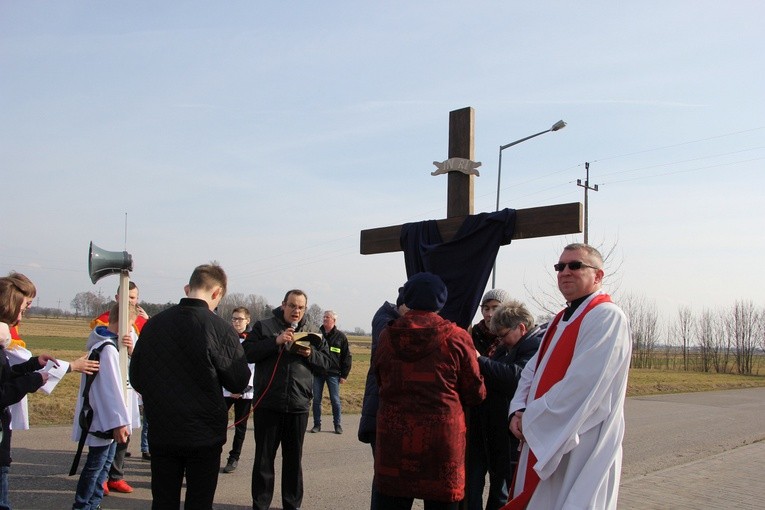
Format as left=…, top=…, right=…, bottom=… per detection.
left=491, top=119, right=567, bottom=288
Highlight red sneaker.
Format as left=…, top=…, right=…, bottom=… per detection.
left=103, top=481, right=110, bottom=496
left=107, top=479, right=134, bottom=493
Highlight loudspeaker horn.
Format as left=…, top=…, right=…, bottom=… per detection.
left=88, top=242, right=133, bottom=284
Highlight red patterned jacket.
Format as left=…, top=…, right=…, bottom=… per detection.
left=373, top=310, right=486, bottom=502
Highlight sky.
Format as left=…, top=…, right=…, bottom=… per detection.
left=2, top=1, right=764, bottom=333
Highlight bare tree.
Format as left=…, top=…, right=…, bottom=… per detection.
left=71, top=291, right=108, bottom=318
left=620, top=293, right=661, bottom=369
left=676, top=306, right=694, bottom=371
left=303, top=304, right=323, bottom=332
left=727, top=300, right=760, bottom=375
left=695, top=309, right=717, bottom=373
left=245, top=294, right=272, bottom=321
left=217, top=292, right=246, bottom=320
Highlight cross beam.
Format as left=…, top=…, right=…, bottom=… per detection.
left=360, top=202, right=582, bottom=254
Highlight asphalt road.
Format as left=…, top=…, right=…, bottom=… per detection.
left=8, top=387, right=765, bottom=509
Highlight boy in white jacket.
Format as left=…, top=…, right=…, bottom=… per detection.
left=71, top=304, right=135, bottom=510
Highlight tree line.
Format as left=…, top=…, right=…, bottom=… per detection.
left=621, top=295, right=764, bottom=375
left=40, top=290, right=367, bottom=336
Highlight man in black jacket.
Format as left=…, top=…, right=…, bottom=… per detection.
left=242, top=289, right=332, bottom=510
left=129, top=264, right=250, bottom=510
left=310, top=310, right=352, bottom=435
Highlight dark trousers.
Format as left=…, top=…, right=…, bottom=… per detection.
left=376, top=493, right=460, bottom=510
left=224, top=397, right=252, bottom=461
left=251, top=408, right=308, bottom=510
left=150, top=444, right=222, bottom=510
left=108, top=435, right=129, bottom=481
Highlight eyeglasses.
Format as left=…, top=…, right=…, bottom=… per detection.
left=231, top=317, right=247, bottom=322
left=553, top=261, right=600, bottom=272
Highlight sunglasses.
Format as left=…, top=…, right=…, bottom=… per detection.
left=554, top=261, right=600, bottom=272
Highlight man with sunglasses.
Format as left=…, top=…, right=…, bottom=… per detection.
left=505, top=243, right=631, bottom=510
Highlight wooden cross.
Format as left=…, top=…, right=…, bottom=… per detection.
left=360, top=106, right=582, bottom=255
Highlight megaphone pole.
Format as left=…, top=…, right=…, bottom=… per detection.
left=90, top=241, right=134, bottom=408
left=117, top=271, right=131, bottom=408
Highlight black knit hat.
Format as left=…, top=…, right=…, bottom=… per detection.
left=402, top=272, right=447, bottom=312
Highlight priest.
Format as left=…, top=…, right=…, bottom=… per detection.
left=504, top=243, right=631, bottom=510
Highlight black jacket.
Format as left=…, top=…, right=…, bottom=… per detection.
left=316, top=325, right=352, bottom=378
left=242, top=307, right=332, bottom=413
left=358, top=301, right=399, bottom=444
left=129, top=298, right=250, bottom=450
left=1, top=352, right=44, bottom=466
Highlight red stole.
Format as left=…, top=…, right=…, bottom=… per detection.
left=502, top=294, right=612, bottom=510
left=90, top=311, right=147, bottom=334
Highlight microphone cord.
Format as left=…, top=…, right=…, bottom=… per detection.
left=227, top=340, right=286, bottom=429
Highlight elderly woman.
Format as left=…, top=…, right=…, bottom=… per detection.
left=469, top=300, right=545, bottom=510
left=374, top=272, right=486, bottom=510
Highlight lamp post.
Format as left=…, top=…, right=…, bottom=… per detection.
left=491, top=119, right=567, bottom=289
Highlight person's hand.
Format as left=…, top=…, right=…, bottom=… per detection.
left=113, top=425, right=129, bottom=444
left=277, top=327, right=295, bottom=346
left=509, top=411, right=524, bottom=441
left=136, top=305, right=149, bottom=320
left=340, top=378, right=347, bottom=384
left=230, top=393, right=242, bottom=399
left=121, top=334, right=134, bottom=356
left=37, top=353, right=59, bottom=368
left=71, top=355, right=99, bottom=375
left=39, top=371, right=50, bottom=383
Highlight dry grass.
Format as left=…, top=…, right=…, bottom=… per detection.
left=15, top=318, right=765, bottom=426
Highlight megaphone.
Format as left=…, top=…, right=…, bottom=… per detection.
left=88, top=242, right=133, bottom=284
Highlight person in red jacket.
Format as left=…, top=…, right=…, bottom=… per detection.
left=374, top=272, right=486, bottom=510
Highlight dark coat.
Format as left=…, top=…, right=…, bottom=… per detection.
left=1, top=353, right=44, bottom=466
left=129, top=298, right=250, bottom=450
left=471, top=319, right=498, bottom=356
left=358, top=301, right=399, bottom=444
left=475, top=324, right=545, bottom=477
left=316, top=325, right=352, bottom=378
left=374, top=310, right=486, bottom=502
left=242, top=307, right=332, bottom=413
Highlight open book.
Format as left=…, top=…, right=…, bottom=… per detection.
left=289, top=332, right=322, bottom=354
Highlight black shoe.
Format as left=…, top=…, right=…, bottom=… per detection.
left=223, top=458, right=238, bottom=473
left=334, top=424, right=343, bottom=434
left=310, top=425, right=320, bottom=433
left=125, top=451, right=132, bottom=457
left=142, top=452, right=151, bottom=460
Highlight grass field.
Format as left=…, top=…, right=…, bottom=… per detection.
left=15, top=316, right=765, bottom=426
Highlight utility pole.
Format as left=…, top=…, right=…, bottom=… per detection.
left=577, top=162, right=599, bottom=244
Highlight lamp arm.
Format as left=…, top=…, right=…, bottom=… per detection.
left=499, top=128, right=552, bottom=150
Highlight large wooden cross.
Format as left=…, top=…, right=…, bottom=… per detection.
left=360, top=106, right=582, bottom=256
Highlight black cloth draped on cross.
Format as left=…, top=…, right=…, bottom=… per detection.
left=400, top=208, right=516, bottom=329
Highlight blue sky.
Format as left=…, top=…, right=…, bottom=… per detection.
left=2, top=1, right=763, bottom=332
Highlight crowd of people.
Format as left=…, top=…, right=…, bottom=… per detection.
left=0, top=242, right=631, bottom=510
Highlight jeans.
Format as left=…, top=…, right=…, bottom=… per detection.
left=140, top=407, right=149, bottom=453
left=312, top=374, right=341, bottom=427
left=0, top=466, right=10, bottom=510
left=73, top=441, right=117, bottom=510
